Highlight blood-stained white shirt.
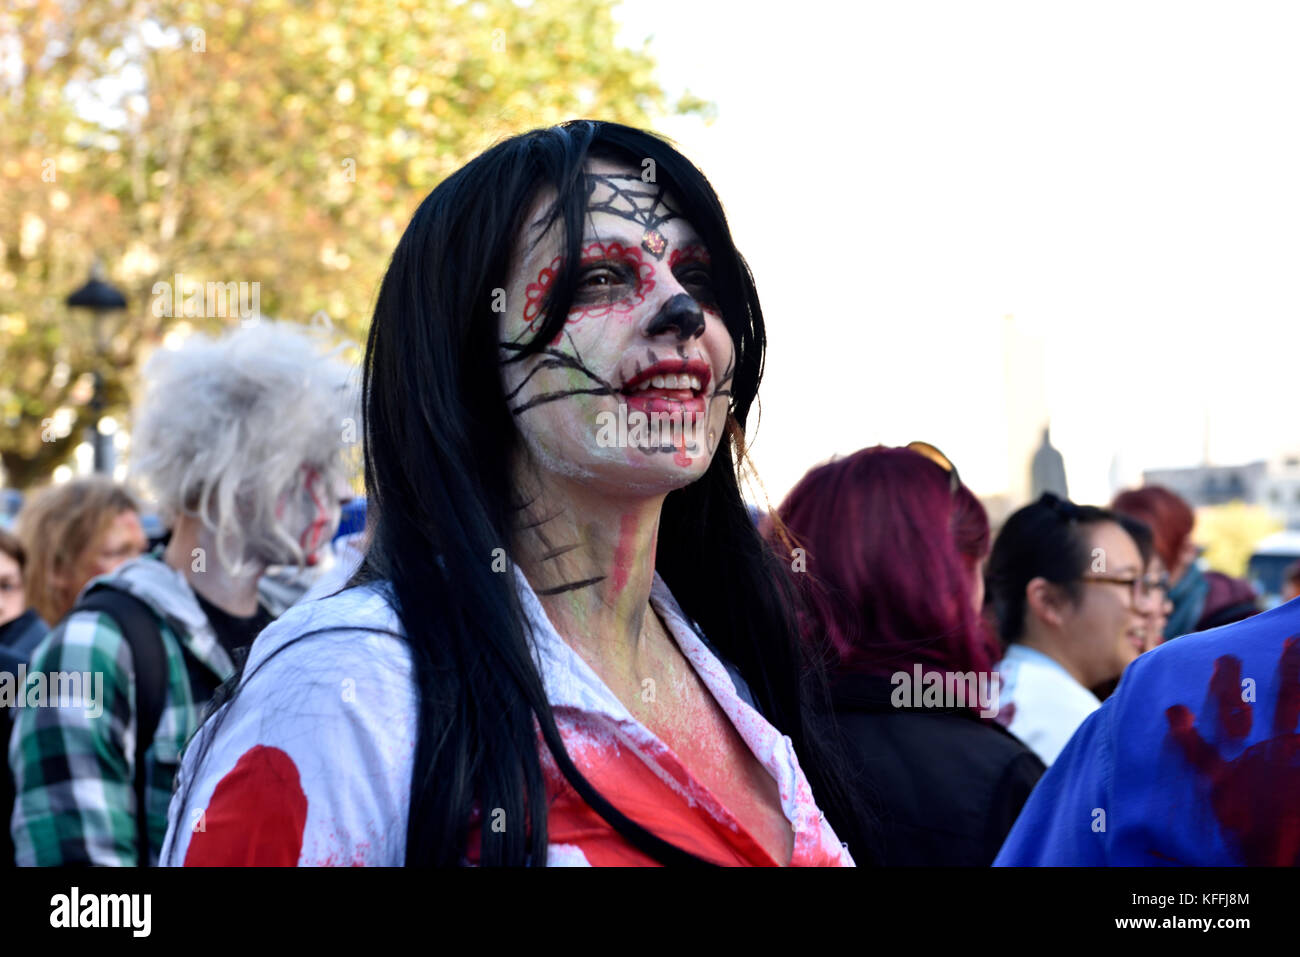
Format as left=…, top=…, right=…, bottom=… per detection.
left=996, top=643, right=1102, bottom=766
left=161, top=566, right=854, bottom=866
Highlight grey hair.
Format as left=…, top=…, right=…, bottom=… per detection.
left=129, top=319, right=360, bottom=576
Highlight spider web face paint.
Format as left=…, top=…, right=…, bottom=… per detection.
left=497, top=176, right=737, bottom=526
left=585, top=174, right=683, bottom=260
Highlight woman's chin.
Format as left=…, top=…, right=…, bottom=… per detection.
left=575, top=449, right=713, bottom=496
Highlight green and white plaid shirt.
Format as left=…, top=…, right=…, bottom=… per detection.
left=8, top=550, right=242, bottom=866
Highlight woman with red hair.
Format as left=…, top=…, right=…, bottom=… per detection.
left=772, top=445, right=1044, bottom=865
left=1110, top=485, right=1258, bottom=640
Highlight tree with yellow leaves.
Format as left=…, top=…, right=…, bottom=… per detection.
left=0, top=0, right=709, bottom=487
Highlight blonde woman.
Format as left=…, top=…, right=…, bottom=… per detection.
left=16, top=477, right=146, bottom=626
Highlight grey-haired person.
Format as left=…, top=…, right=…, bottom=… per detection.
left=8, top=319, right=357, bottom=865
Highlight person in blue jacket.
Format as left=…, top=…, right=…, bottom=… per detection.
left=995, top=593, right=1300, bottom=866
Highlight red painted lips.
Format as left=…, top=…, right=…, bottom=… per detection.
left=620, top=358, right=711, bottom=416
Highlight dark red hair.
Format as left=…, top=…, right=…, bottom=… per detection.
left=771, top=446, right=996, bottom=680
left=1110, top=485, right=1195, bottom=574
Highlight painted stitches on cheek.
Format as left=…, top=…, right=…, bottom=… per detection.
left=501, top=332, right=617, bottom=416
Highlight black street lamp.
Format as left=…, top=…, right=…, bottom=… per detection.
left=66, top=263, right=127, bottom=475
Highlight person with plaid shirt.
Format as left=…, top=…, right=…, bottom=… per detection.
left=8, top=320, right=357, bottom=865
left=10, top=551, right=245, bottom=864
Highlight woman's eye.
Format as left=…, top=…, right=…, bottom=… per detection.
left=579, top=266, right=623, bottom=288
left=677, top=268, right=713, bottom=287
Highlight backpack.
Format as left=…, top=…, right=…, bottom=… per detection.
left=73, top=586, right=171, bottom=867
left=6, top=586, right=219, bottom=866
left=1, top=643, right=26, bottom=867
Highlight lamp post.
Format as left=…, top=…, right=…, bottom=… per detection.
left=66, top=264, right=127, bottom=475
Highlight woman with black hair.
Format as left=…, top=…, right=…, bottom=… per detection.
left=160, top=120, right=858, bottom=867
left=986, top=493, right=1155, bottom=765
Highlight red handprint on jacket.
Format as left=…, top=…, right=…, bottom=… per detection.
left=1164, top=635, right=1300, bottom=866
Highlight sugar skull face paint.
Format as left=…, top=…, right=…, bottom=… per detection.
left=499, top=161, right=736, bottom=496
left=582, top=172, right=683, bottom=260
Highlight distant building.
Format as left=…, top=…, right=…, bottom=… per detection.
left=1259, top=453, right=1300, bottom=529
left=1141, top=452, right=1300, bottom=529
left=1030, top=426, right=1068, bottom=500
left=1001, top=315, right=1049, bottom=506
left=1141, top=461, right=1268, bottom=507
left=980, top=427, right=1069, bottom=536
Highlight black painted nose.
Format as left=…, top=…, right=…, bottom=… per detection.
left=645, top=293, right=706, bottom=341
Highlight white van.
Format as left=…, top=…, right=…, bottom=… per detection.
left=1247, top=530, right=1300, bottom=607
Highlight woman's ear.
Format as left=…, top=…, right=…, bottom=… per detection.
left=1024, top=576, right=1067, bottom=630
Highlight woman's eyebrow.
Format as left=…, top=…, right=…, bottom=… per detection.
left=577, top=231, right=709, bottom=252
left=669, top=239, right=708, bottom=254
left=578, top=229, right=638, bottom=246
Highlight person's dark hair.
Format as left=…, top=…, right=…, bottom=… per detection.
left=1284, top=559, right=1300, bottom=589
left=984, top=492, right=1127, bottom=645
left=169, top=120, right=866, bottom=866
left=1114, top=513, right=1153, bottom=568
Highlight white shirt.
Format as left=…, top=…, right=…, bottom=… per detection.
left=996, top=644, right=1101, bottom=766
left=161, top=564, right=852, bottom=866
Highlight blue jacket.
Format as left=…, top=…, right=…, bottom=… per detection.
left=995, top=596, right=1300, bottom=866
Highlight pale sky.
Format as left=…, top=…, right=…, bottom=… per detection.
left=614, top=0, right=1300, bottom=508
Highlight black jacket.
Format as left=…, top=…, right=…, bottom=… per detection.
left=828, top=673, right=1045, bottom=866
left=0, top=609, right=47, bottom=660
left=2, top=610, right=48, bottom=867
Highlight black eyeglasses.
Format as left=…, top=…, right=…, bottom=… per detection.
left=1080, top=573, right=1166, bottom=605
left=1146, top=572, right=1171, bottom=597
left=906, top=440, right=960, bottom=495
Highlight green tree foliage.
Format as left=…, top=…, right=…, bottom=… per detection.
left=0, top=0, right=705, bottom=488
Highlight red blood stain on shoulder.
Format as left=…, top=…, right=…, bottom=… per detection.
left=184, top=745, right=308, bottom=867
left=1165, top=636, right=1300, bottom=865
left=1210, top=656, right=1251, bottom=739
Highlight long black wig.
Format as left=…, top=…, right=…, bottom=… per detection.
left=169, top=120, right=871, bottom=866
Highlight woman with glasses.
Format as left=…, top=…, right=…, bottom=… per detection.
left=770, top=445, right=1045, bottom=865
left=986, top=493, right=1154, bottom=765
left=1113, top=515, right=1173, bottom=655
left=1089, top=514, right=1172, bottom=701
